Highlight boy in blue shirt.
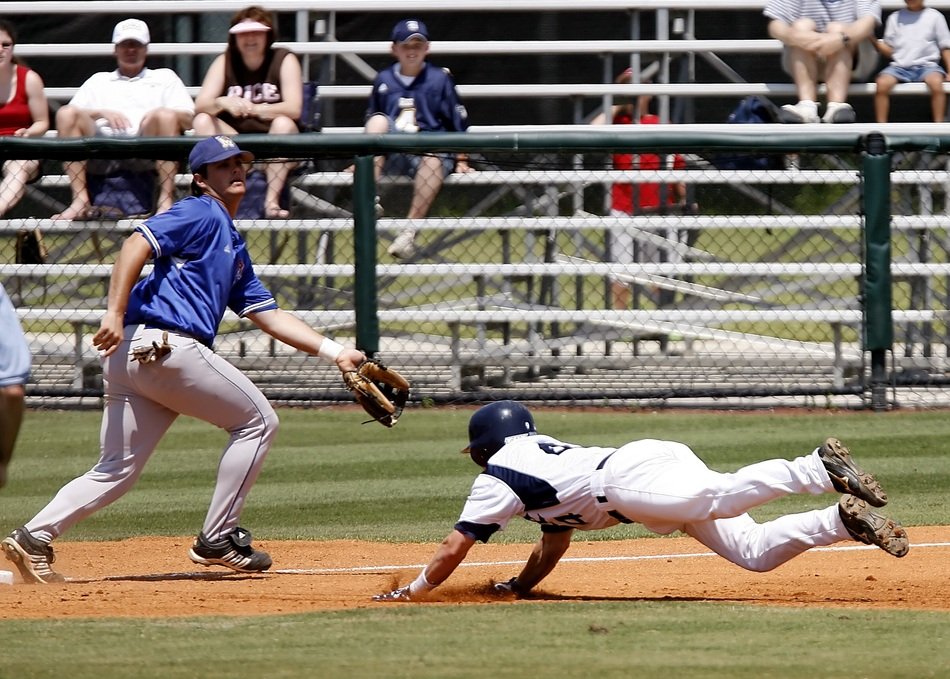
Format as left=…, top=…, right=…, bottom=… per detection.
left=364, top=19, right=471, bottom=259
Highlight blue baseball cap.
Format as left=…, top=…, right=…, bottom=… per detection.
left=188, top=135, right=254, bottom=172
left=391, top=19, right=429, bottom=43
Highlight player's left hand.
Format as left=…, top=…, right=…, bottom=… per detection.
left=373, top=585, right=412, bottom=602
left=492, top=577, right=526, bottom=597
left=334, top=348, right=365, bottom=373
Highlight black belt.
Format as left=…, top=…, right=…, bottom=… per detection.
left=594, top=452, right=634, bottom=524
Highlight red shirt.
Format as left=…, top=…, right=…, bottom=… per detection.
left=610, top=111, right=685, bottom=214
left=0, top=65, right=34, bottom=136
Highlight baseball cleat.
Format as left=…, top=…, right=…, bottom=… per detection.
left=838, top=495, right=909, bottom=558
left=819, top=437, right=888, bottom=507
left=1, top=527, right=66, bottom=584
left=188, top=526, right=272, bottom=573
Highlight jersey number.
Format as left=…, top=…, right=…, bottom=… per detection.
left=537, top=443, right=577, bottom=456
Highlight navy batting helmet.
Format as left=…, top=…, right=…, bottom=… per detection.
left=462, top=401, right=537, bottom=466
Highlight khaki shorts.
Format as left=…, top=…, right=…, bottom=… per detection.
left=781, top=39, right=879, bottom=83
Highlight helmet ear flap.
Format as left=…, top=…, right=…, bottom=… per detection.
left=468, top=446, right=493, bottom=467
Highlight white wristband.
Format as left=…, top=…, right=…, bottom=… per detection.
left=408, top=569, right=437, bottom=597
left=316, top=338, right=344, bottom=363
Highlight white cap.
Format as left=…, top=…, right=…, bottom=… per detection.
left=112, top=18, right=150, bottom=45
left=0, top=570, right=14, bottom=586
left=229, top=19, right=272, bottom=35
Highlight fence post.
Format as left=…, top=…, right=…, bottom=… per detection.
left=353, top=155, right=380, bottom=356
left=861, top=132, right=893, bottom=411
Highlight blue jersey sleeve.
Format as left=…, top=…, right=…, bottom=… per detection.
left=137, top=200, right=204, bottom=259
left=228, top=246, right=277, bottom=317
left=437, top=70, right=469, bottom=132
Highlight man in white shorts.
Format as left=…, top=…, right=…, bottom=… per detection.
left=53, top=18, right=195, bottom=219
left=765, top=0, right=881, bottom=123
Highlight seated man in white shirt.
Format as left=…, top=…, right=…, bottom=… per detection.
left=53, top=18, right=195, bottom=219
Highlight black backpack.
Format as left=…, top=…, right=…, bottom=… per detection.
left=712, top=96, right=785, bottom=171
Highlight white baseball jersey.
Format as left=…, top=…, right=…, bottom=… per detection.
left=456, top=435, right=622, bottom=541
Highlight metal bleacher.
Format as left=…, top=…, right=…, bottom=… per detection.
left=5, top=0, right=950, bottom=406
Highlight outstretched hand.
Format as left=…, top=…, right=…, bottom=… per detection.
left=373, top=585, right=412, bottom=602
left=334, top=348, right=366, bottom=373
left=492, top=577, right=526, bottom=597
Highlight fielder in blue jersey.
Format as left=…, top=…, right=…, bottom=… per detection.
left=375, top=401, right=908, bottom=602
left=2, top=135, right=367, bottom=584
left=364, top=19, right=473, bottom=259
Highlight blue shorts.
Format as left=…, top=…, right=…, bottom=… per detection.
left=0, top=285, right=31, bottom=387
left=879, top=63, right=947, bottom=82
left=375, top=115, right=457, bottom=179
left=382, top=152, right=456, bottom=179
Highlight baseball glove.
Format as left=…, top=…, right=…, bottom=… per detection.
left=342, top=358, right=410, bottom=427
left=130, top=331, right=172, bottom=364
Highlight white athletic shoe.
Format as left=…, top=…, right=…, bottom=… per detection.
left=388, top=229, right=417, bottom=260
left=822, top=102, right=856, bottom=124
left=779, top=101, right=820, bottom=124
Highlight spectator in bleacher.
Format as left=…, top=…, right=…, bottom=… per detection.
left=871, top=0, right=950, bottom=122
left=765, top=0, right=881, bottom=123
left=0, top=19, right=49, bottom=219
left=52, top=18, right=194, bottom=220
left=364, top=19, right=471, bottom=260
left=0, top=282, right=30, bottom=490
left=590, top=69, right=690, bottom=310
left=193, top=6, right=302, bottom=220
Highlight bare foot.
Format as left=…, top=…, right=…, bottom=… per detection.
left=265, top=205, right=290, bottom=219
left=52, top=202, right=92, bottom=220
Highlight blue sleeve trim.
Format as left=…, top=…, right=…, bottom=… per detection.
left=240, top=298, right=278, bottom=317
left=135, top=223, right=161, bottom=258
left=454, top=521, right=500, bottom=543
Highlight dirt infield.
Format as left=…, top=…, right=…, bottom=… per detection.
left=2, top=526, right=948, bottom=619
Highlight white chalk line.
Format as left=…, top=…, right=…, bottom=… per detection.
left=272, top=540, right=950, bottom=576
left=66, top=541, right=949, bottom=583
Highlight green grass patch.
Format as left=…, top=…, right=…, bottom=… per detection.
left=0, top=602, right=944, bottom=679
left=4, top=408, right=950, bottom=537
left=1, top=407, right=948, bottom=677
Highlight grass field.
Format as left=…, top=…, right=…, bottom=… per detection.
left=1, top=407, right=948, bottom=678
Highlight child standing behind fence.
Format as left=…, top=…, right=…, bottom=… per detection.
left=872, top=0, right=950, bottom=122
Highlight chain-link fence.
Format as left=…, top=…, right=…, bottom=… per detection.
left=2, top=131, right=949, bottom=409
